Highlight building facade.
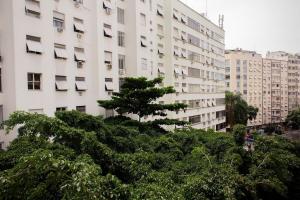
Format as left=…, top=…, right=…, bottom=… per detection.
left=225, top=49, right=293, bottom=127
left=266, top=51, right=300, bottom=112
left=0, top=0, right=226, bottom=149
left=225, top=49, right=263, bottom=126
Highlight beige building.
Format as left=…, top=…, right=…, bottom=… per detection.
left=225, top=49, right=263, bottom=126
left=0, top=0, right=226, bottom=149
left=266, top=51, right=300, bottom=112
left=225, top=49, right=290, bottom=126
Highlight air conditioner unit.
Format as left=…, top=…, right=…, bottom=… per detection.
left=57, top=27, right=63, bottom=32
left=77, top=33, right=82, bottom=39
left=119, top=69, right=125, bottom=75
left=74, top=0, right=82, bottom=7
left=77, top=61, right=83, bottom=68
left=105, top=8, right=111, bottom=15
left=106, top=64, right=112, bottom=70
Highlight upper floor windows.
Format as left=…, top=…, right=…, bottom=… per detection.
left=73, top=18, right=85, bottom=33
left=55, top=75, right=68, bottom=91
left=26, top=35, right=43, bottom=54
left=25, top=0, right=40, bottom=18
left=0, top=68, right=2, bottom=93
left=117, top=7, right=125, bottom=24
left=54, top=43, right=67, bottom=60
left=104, top=24, right=113, bottom=38
left=27, top=73, right=41, bottom=90
left=53, top=11, right=65, bottom=31
left=74, top=47, right=86, bottom=67
left=103, top=0, right=112, bottom=15
left=140, top=13, right=146, bottom=26
left=118, top=31, right=125, bottom=47
left=157, top=4, right=164, bottom=17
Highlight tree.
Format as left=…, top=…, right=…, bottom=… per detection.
left=1, top=111, right=300, bottom=200
left=225, top=91, right=259, bottom=129
left=98, top=77, right=187, bottom=122
left=248, top=106, right=259, bottom=121
left=285, top=108, right=300, bottom=129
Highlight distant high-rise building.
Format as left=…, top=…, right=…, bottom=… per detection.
left=0, top=0, right=226, bottom=149
left=225, top=49, right=293, bottom=126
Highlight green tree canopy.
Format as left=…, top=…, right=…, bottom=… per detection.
left=225, top=91, right=259, bottom=129
left=1, top=111, right=299, bottom=200
left=285, top=108, right=300, bottom=129
left=98, top=77, right=187, bottom=122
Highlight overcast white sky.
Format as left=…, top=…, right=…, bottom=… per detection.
left=181, top=0, right=300, bottom=55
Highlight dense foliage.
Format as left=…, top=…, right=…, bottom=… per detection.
left=0, top=111, right=299, bottom=199
left=98, top=77, right=187, bottom=122
left=225, top=91, right=259, bottom=129
left=285, top=108, right=300, bottom=129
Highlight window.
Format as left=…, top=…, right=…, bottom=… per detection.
left=26, top=35, right=42, bottom=54
left=118, top=31, right=125, bottom=47
left=27, top=73, right=41, bottom=90
left=105, top=78, right=114, bottom=91
left=73, top=18, right=85, bottom=33
left=25, top=0, right=40, bottom=18
left=53, top=11, right=65, bottom=30
left=74, top=47, right=86, bottom=68
left=104, top=51, right=112, bottom=64
left=157, top=4, right=164, bottom=16
left=75, top=77, right=87, bottom=91
left=141, top=58, right=147, bottom=70
left=141, top=36, right=147, bottom=47
left=140, top=13, right=146, bottom=26
left=103, top=0, right=112, bottom=14
left=118, top=54, right=125, bottom=70
left=54, top=43, right=67, bottom=59
left=0, top=68, right=2, bottom=92
left=104, top=24, right=113, bottom=37
left=117, top=8, right=125, bottom=24
left=76, top=106, right=86, bottom=113
left=55, top=75, right=68, bottom=91
left=56, top=107, right=67, bottom=112
left=0, top=105, right=3, bottom=124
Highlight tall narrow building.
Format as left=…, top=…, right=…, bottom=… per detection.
left=0, top=0, right=226, bottom=149
left=225, top=49, right=263, bottom=126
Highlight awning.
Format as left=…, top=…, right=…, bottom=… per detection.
left=26, top=40, right=43, bottom=53
left=173, top=12, right=179, bottom=20
left=141, top=38, right=147, bottom=47
left=103, top=1, right=112, bottom=9
left=74, top=22, right=85, bottom=33
left=25, top=2, right=40, bottom=13
left=75, top=81, right=87, bottom=91
left=174, top=68, right=181, bottom=75
left=56, top=81, right=68, bottom=91
left=174, top=49, right=179, bottom=56
left=181, top=33, right=187, bottom=41
left=182, top=87, right=188, bottom=93
left=181, top=16, right=187, bottom=24
left=157, top=7, right=164, bottom=16
left=74, top=52, right=86, bottom=62
left=182, top=69, right=188, bottom=75
left=158, top=67, right=165, bottom=74
left=105, top=82, right=114, bottom=91
left=54, top=48, right=68, bottom=59
left=181, top=50, right=187, bottom=58
left=158, top=47, right=164, bottom=55
left=104, top=28, right=113, bottom=37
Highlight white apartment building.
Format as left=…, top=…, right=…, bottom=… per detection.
left=0, top=0, right=226, bottom=149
